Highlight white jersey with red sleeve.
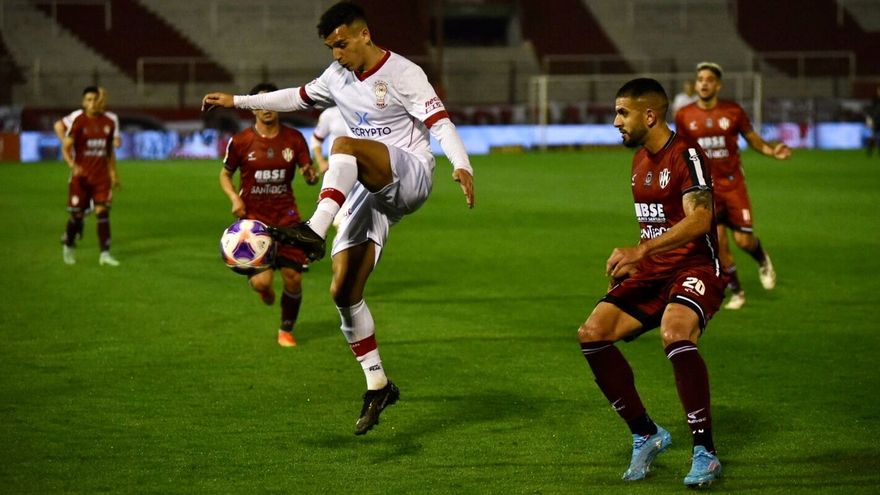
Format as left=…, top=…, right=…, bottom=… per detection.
left=235, top=50, right=472, bottom=175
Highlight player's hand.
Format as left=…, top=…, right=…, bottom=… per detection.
left=772, top=142, right=792, bottom=160
left=452, top=168, right=474, bottom=209
left=231, top=197, right=246, bottom=218
left=202, top=92, right=234, bottom=112
left=111, top=177, right=122, bottom=190
left=69, top=163, right=82, bottom=176
left=606, top=245, right=644, bottom=279
left=302, top=165, right=320, bottom=185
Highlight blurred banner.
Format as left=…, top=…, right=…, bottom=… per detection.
left=16, top=123, right=869, bottom=162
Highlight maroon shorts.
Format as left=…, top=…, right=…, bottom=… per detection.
left=68, top=175, right=112, bottom=212
left=274, top=243, right=308, bottom=270
left=601, top=264, right=724, bottom=340
left=714, top=183, right=753, bottom=232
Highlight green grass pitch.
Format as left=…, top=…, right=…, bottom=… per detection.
left=1, top=149, right=878, bottom=493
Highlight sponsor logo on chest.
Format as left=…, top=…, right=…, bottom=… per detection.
left=254, top=169, right=286, bottom=182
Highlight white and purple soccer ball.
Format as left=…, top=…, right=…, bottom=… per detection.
left=220, top=219, right=274, bottom=275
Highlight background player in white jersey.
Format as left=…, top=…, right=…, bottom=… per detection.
left=202, top=1, right=475, bottom=436
left=310, top=106, right=348, bottom=174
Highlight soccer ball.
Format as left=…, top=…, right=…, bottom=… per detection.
left=220, top=219, right=275, bottom=275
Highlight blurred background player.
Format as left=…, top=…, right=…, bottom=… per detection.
left=671, top=79, right=698, bottom=116
left=60, top=86, right=120, bottom=266
left=311, top=106, right=349, bottom=229
left=54, top=86, right=120, bottom=242
left=579, top=78, right=723, bottom=487
left=219, top=82, right=319, bottom=348
left=203, top=1, right=475, bottom=435
left=310, top=105, right=348, bottom=174
left=675, top=62, right=791, bottom=310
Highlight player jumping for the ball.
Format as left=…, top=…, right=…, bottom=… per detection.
left=203, top=1, right=474, bottom=435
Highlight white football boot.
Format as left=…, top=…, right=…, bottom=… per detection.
left=99, top=251, right=120, bottom=266
left=724, top=291, right=746, bottom=310
left=759, top=255, right=776, bottom=290
left=62, top=245, right=76, bottom=265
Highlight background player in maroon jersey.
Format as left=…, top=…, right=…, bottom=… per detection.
left=60, top=86, right=120, bottom=266
left=676, top=62, right=791, bottom=310
left=220, top=83, right=319, bottom=347
left=578, top=78, right=724, bottom=487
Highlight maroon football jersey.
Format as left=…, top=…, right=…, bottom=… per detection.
left=67, top=112, right=115, bottom=182
left=223, top=126, right=311, bottom=227
left=675, top=100, right=752, bottom=192
left=631, top=132, right=720, bottom=276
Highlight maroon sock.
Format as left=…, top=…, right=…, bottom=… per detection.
left=97, top=211, right=111, bottom=252
left=724, top=264, right=742, bottom=293
left=580, top=341, right=649, bottom=430
left=64, top=215, right=83, bottom=247
left=745, top=238, right=767, bottom=265
left=666, top=340, right=715, bottom=452
left=280, top=290, right=302, bottom=332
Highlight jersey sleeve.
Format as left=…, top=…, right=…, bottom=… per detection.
left=736, top=104, right=754, bottom=136
left=679, top=145, right=712, bottom=194
left=62, top=110, right=81, bottom=130
left=223, top=136, right=240, bottom=173
left=300, top=65, right=338, bottom=108
left=292, top=131, right=311, bottom=167
left=396, top=63, right=449, bottom=127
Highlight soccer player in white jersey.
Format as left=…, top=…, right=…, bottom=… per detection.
left=311, top=106, right=348, bottom=174
left=203, top=1, right=475, bottom=436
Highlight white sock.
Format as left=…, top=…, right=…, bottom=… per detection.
left=309, top=153, right=358, bottom=237
left=357, top=349, right=388, bottom=390
left=338, top=300, right=388, bottom=390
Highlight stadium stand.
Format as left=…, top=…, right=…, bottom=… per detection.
left=33, top=0, right=231, bottom=83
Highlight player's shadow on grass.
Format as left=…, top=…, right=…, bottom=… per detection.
left=302, top=389, right=558, bottom=461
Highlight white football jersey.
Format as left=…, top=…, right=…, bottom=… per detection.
left=300, top=51, right=448, bottom=163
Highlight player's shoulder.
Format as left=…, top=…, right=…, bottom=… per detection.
left=230, top=126, right=256, bottom=145
left=279, top=124, right=306, bottom=140
left=718, top=99, right=745, bottom=113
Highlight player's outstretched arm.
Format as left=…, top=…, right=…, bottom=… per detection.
left=745, top=130, right=792, bottom=160
left=202, top=92, right=234, bottom=111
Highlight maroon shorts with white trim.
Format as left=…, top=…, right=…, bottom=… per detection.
left=68, top=175, right=112, bottom=212
left=601, top=264, right=724, bottom=341
left=714, top=183, right=754, bottom=232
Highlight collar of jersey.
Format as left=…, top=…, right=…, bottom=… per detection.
left=356, top=48, right=391, bottom=82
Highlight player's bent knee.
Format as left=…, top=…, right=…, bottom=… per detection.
left=578, top=320, right=612, bottom=343
left=330, top=136, right=358, bottom=155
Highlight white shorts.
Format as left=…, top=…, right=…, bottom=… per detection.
left=331, top=145, right=434, bottom=263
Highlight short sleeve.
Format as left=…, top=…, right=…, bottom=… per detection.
left=679, top=145, right=712, bottom=194
left=223, top=136, right=239, bottom=172
left=396, top=64, right=448, bottom=127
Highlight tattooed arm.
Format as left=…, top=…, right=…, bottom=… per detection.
left=606, top=189, right=714, bottom=278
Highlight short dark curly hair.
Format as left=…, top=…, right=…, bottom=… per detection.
left=317, top=1, right=366, bottom=39
left=249, top=82, right=278, bottom=95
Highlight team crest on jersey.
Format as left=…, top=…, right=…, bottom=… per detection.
left=103, top=125, right=111, bottom=134
left=705, top=118, right=714, bottom=128
left=719, top=117, right=730, bottom=130
left=688, top=120, right=698, bottom=131
left=659, top=168, right=670, bottom=189
left=644, top=171, right=653, bottom=186
left=374, top=80, right=388, bottom=108
left=282, top=147, right=293, bottom=162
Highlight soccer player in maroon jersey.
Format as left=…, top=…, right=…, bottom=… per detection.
left=676, top=62, right=791, bottom=310
left=578, top=78, right=724, bottom=487
left=60, top=86, right=120, bottom=266
left=220, top=83, right=319, bottom=348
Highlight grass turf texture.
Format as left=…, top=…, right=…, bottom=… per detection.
left=1, top=150, right=877, bottom=493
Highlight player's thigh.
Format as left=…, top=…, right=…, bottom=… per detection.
left=659, top=302, right=702, bottom=346
left=330, top=242, right=376, bottom=305
left=662, top=266, right=724, bottom=344
left=331, top=137, right=393, bottom=192
left=578, top=302, right=642, bottom=343
left=720, top=185, right=754, bottom=233
left=248, top=268, right=274, bottom=292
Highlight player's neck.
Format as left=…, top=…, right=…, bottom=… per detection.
left=644, top=125, right=673, bottom=154
left=697, top=97, right=718, bottom=110
left=361, top=45, right=386, bottom=73
left=254, top=121, right=280, bottom=138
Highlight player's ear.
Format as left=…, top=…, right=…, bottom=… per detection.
left=645, top=108, right=657, bottom=128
